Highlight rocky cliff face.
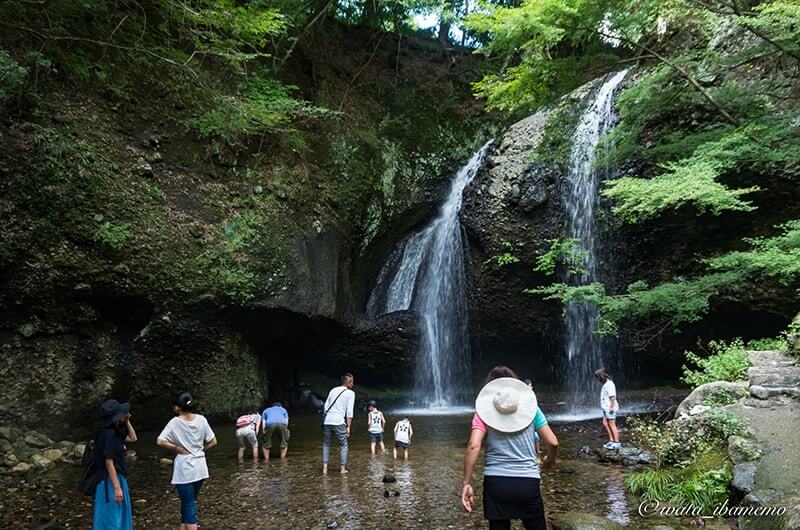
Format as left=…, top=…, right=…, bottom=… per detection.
left=0, top=22, right=494, bottom=434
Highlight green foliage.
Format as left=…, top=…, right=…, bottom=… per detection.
left=192, top=76, right=333, bottom=148
left=531, top=100, right=583, bottom=170
left=626, top=414, right=735, bottom=513
left=746, top=337, right=788, bottom=352
left=0, top=50, right=28, bottom=108
left=533, top=238, right=588, bottom=276
left=93, top=222, right=131, bottom=250
left=702, top=387, right=743, bottom=407
left=529, top=220, right=800, bottom=338
left=484, top=241, right=520, bottom=268
left=704, top=408, right=745, bottom=438
left=465, top=0, right=632, bottom=114
left=682, top=339, right=750, bottom=386
left=199, top=210, right=264, bottom=301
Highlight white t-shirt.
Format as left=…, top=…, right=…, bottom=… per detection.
left=158, top=415, right=216, bottom=484
left=394, top=419, right=411, bottom=443
left=368, top=410, right=383, bottom=433
left=600, top=380, right=619, bottom=411
left=323, top=386, right=355, bottom=426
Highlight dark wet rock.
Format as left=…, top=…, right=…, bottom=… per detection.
left=24, top=433, right=53, bottom=449
left=0, top=439, right=13, bottom=454
left=551, top=511, right=624, bottom=530
left=381, top=473, right=396, bottom=483
left=134, top=157, right=154, bottom=178
left=0, top=427, right=16, bottom=442
left=30, top=454, right=55, bottom=472
left=577, top=446, right=592, bottom=458
left=732, top=462, right=757, bottom=495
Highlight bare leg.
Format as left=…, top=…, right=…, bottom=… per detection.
left=601, top=418, right=613, bottom=442
left=237, top=448, right=244, bottom=463
left=370, top=442, right=376, bottom=456
left=609, top=420, right=620, bottom=443
left=340, top=464, right=348, bottom=474
left=280, top=447, right=288, bottom=459
left=380, top=441, right=386, bottom=454
left=262, top=447, right=270, bottom=462
left=322, top=463, right=328, bottom=475
left=393, top=447, right=397, bottom=459
left=252, top=447, right=259, bottom=461
left=186, top=525, right=198, bottom=530
left=404, top=448, right=408, bottom=460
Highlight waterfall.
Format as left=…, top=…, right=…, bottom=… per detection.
left=563, top=70, right=628, bottom=408
left=367, top=142, right=491, bottom=407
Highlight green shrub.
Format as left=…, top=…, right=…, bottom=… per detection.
left=682, top=339, right=750, bottom=387
left=93, top=222, right=131, bottom=250
left=746, top=337, right=789, bottom=352
left=625, top=444, right=732, bottom=514
left=0, top=50, right=28, bottom=108
left=704, top=408, right=744, bottom=438
left=702, top=387, right=742, bottom=407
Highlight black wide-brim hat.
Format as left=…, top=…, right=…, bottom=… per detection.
left=97, top=399, right=130, bottom=428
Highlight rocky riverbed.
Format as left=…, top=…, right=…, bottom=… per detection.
left=0, top=427, right=85, bottom=476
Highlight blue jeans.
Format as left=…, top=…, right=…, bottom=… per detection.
left=175, top=480, right=204, bottom=525
left=322, top=424, right=348, bottom=465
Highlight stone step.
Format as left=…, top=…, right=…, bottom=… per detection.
left=748, top=365, right=800, bottom=387
left=749, top=385, right=800, bottom=399
left=747, top=350, right=797, bottom=366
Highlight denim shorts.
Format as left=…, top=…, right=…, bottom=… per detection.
left=602, top=409, right=617, bottom=420
left=369, top=432, right=384, bottom=443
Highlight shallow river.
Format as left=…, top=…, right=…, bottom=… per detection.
left=4, top=389, right=708, bottom=529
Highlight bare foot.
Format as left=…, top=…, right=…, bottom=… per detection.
left=322, top=464, right=328, bottom=475
left=340, top=467, right=348, bottom=474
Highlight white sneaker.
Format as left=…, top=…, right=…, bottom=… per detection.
left=611, top=442, right=622, bottom=449
left=603, top=441, right=615, bottom=450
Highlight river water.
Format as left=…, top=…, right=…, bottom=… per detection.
left=3, top=390, right=702, bottom=529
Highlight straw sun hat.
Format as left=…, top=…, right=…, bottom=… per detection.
left=475, top=377, right=538, bottom=433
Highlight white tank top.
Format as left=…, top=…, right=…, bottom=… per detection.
left=368, top=410, right=383, bottom=433
left=395, top=419, right=411, bottom=443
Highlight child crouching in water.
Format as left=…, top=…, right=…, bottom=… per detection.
left=367, top=400, right=386, bottom=455
left=393, top=416, right=413, bottom=460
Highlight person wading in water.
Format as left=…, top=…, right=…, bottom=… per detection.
left=321, top=373, right=355, bottom=475
left=595, top=368, right=621, bottom=449
left=462, top=366, right=559, bottom=530
left=157, top=392, right=218, bottom=530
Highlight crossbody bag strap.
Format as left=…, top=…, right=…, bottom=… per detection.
left=322, top=388, right=348, bottom=422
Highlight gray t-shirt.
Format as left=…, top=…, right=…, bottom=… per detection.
left=473, top=409, right=547, bottom=479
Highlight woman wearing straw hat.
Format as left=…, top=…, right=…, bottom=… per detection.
left=461, top=366, right=559, bottom=530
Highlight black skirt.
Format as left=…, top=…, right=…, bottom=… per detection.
left=483, top=475, right=545, bottom=522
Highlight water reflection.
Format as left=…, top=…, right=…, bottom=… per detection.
left=604, top=468, right=630, bottom=526
left=3, top=408, right=698, bottom=529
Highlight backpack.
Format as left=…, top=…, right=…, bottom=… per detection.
left=236, top=414, right=254, bottom=428
left=78, top=439, right=100, bottom=496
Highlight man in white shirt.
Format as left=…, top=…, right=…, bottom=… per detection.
left=321, top=373, right=355, bottom=475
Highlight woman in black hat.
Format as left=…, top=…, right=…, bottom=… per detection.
left=92, top=399, right=137, bottom=530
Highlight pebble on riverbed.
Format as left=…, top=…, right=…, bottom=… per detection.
left=0, top=426, right=85, bottom=477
